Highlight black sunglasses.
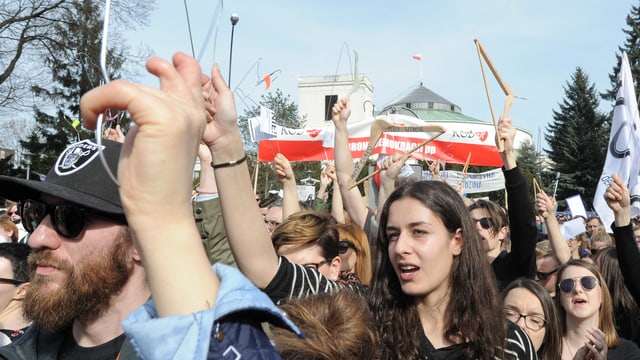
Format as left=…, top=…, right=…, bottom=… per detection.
left=20, top=199, right=90, bottom=239
left=473, top=217, right=494, bottom=230
left=536, top=268, right=559, bottom=281
left=559, top=276, right=598, bottom=293
left=338, top=240, right=355, bottom=255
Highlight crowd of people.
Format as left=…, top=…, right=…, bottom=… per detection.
left=0, top=52, right=638, bottom=359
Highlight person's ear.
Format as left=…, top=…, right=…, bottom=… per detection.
left=130, top=245, right=142, bottom=263
left=450, top=229, right=464, bottom=256
left=498, top=226, right=508, bottom=241
left=329, top=256, right=342, bottom=280
left=13, top=282, right=29, bottom=301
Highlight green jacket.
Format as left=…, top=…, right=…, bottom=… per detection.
left=192, top=196, right=237, bottom=268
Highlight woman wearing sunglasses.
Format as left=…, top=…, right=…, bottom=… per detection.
left=555, top=259, right=640, bottom=359
left=336, top=223, right=372, bottom=286
left=467, top=116, right=538, bottom=291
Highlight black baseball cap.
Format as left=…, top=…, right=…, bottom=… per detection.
left=0, top=139, right=125, bottom=223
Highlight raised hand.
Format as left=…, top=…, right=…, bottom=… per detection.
left=274, top=153, right=295, bottom=185
left=331, top=98, right=351, bottom=129
left=200, top=64, right=242, bottom=163
left=496, top=115, right=516, bottom=170
left=103, top=124, right=126, bottom=143
left=536, top=191, right=556, bottom=219
left=80, top=52, right=206, bottom=225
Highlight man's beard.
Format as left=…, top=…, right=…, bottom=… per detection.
left=23, top=229, right=134, bottom=332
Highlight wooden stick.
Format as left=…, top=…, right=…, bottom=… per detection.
left=474, top=40, right=513, bottom=95
left=475, top=41, right=500, bottom=150
left=252, top=160, right=260, bottom=195
left=474, top=39, right=515, bottom=153
left=349, top=128, right=446, bottom=189
left=350, top=118, right=394, bottom=181
left=458, top=152, right=472, bottom=189
left=461, top=152, right=472, bottom=177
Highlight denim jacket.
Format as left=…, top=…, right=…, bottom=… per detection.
left=122, top=264, right=302, bottom=359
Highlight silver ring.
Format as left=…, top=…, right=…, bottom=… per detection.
left=596, top=345, right=603, bottom=351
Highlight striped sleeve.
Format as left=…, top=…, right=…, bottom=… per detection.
left=263, top=256, right=362, bottom=304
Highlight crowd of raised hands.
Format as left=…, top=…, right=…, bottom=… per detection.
left=77, top=52, right=640, bottom=359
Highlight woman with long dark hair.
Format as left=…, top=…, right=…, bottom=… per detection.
left=369, top=180, right=535, bottom=359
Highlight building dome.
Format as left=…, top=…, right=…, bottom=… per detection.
left=379, top=85, right=484, bottom=123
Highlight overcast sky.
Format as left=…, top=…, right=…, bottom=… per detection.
left=125, top=1, right=637, bottom=151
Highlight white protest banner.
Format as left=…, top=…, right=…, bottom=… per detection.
left=422, top=168, right=505, bottom=194
left=257, top=113, right=530, bottom=166
left=565, top=194, right=587, bottom=219
left=259, top=106, right=277, bottom=135
left=593, top=52, right=640, bottom=232
left=560, top=218, right=587, bottom=240
left=296, top=185, right=316, bottom=202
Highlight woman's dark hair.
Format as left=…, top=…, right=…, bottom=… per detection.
left=502, top=278, right=562, bottom=360
left=467, top=199, right=508, bottom=237
left=369, top=180, right=506, bottom=359
left=0, top=242, right=30, bottom=283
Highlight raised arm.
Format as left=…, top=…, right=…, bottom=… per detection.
left=201, top=64, right=280, bottom=289
left=331, top=99, right=368, bottom=227
left=497, top=116, right=537, bottom=279
left=326, top=164, right=346, bottom=223
left=605, top=174, right=640, bottom=302
left=536, top=191, right=571, bottom=264
left=377, top=153, right=411, bottom=213
left=274, top=153, right=301, bottom=218
left=80, top=53, right=218, bottom=316
left=81, top=55, right=301, bottom=359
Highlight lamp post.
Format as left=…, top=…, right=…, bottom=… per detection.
left=22, top=152, right=32, bottom=180
left=228, top=13, right=239, bottom=87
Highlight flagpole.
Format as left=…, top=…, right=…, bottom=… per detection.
left=412, top=54, right=423, bottom=86
left=253, top=160, right=260, bottom=195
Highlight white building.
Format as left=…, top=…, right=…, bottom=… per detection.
left=297, top=74, right=374, bottom=128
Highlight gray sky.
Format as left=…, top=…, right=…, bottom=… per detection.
left=125, top=0, right=637, bottom=151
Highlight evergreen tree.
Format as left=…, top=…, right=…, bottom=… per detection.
left=603, top=2, right=640, bottom=102
left=545, top=67, right=609, bottom=208
left=21, top=0, right=127, bottom=175
left=236, top=89, right=317, bottom=198
left=516, top=140, right=546, bottom=204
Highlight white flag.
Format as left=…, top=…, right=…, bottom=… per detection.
left=259, top=106, right=277, bottom=135
left=593, top=52, right=640, bottom=231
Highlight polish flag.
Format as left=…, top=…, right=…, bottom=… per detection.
left=412, top=54, right=422, bottom=61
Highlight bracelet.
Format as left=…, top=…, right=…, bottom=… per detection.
left=211, top=153, right=247, bottom=169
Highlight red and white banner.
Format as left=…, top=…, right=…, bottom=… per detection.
left=257, top=113, right=531, bottom=167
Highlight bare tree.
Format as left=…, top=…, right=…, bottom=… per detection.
left=0, top=0, right=154, bottom=110
left=0, top=0, right=155, bottom=159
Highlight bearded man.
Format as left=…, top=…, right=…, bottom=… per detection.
left=0, top=139, right=149, bottom=359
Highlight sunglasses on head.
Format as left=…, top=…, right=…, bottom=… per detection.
left=536, top=268, right=559, bottom=281
left=559, top=276, right=598, bottom=293
left=473, top=217, right=494, bottom=230
left=338, top=240, right=355, bottom=255
left=20, top=199, right=91, bottom=239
